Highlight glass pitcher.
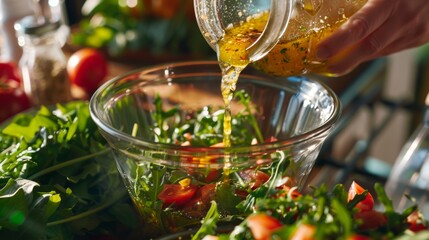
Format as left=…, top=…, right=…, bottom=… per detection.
left=194, top=0, right=367, bottom=77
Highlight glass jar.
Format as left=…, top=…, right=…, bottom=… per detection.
left=253, top=0, right=367, bottom=77
left=194, top=0, right=367, bottom=77
left=15, top=16, right=71, bottom=106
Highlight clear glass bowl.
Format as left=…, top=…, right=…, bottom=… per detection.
left=89, top=61, right=341, bottom=238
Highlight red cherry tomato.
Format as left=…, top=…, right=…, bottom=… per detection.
left=0, top=73, right=31, bottom=123
left=354, top=210, right=387, bottom=230
left=347, top=181, right=374, bottom=211
left=247, top=213, right=283, bottom=240
left=67, top=48, right=108, bottom=95
left=407, top=211, right=428, bottom=232
left=158, top=184, right=198, bottom=207
left=239, top=169, right=270, bottom=190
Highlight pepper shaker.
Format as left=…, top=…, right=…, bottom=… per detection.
left=15, top=16, right=71, bottom=106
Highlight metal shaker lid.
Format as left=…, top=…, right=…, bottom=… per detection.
left=14, top=15, right=60, bottom=36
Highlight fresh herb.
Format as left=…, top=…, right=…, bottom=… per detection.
left=127, top=89, right=299, bottom=238
left=191, top=201, right=220, bottom=240
left=150, top=89, right=263, bottom=147
left=195, top=182, right=429, bottom=240
left=0, top=102, right=139, bottom=239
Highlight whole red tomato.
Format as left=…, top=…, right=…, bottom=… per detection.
left=0, top=80, right=31, bottom=123
left=0, top=62, right=21, bottom=83
left=67, top=48, right=108, bottom=95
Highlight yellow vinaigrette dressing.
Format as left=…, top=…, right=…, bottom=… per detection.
left=217, top=13, right=268, bottom=148
left=217, top=3, right=363, bottom=170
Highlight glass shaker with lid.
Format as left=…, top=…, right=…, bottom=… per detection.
left=15, top=16, right=71, bottom=106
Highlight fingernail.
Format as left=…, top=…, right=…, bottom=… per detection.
left=316, top=46, right=331, bottom=60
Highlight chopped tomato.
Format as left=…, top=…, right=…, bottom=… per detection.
left=347, top=181, right=374, bottom=211
left=407, top=211, right=428, bottom=232
left=234, top=189, right=249, bottom=199
left=354, top=210, right=387, bottom=230
left=182, top=184, right=216, bottom=217
left=247, top=213, right=283, bottom=240
left=205, top=169, right=221, bottom=183
left=187, top=184, right=216, bottom=206
left=158, top=184, right=198, bottom=207
left=347, top=234, right=370, bottom=240
left=239, top=169, right=270, bottom=190
left=276, top=185, right=301, bottom=199
left=290, top=224, right=316, bottom=240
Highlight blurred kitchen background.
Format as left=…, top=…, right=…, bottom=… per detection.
left=1, top=0, right=429, bottom=187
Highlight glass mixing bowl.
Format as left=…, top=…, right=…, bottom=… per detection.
left=89, top=61, right=340, bottom=238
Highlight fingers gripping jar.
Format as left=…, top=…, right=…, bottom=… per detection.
left=15, top=16, right=71, bottom=106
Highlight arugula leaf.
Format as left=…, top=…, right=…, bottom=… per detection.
left=215, top=181, right=242, bottom=215
left=191, top=201, right=220, bottom=240
left=0, top=179, right=39, bottom=229
left=0, top=102, right=138, bottom=239
left=0, top=178, right=60, bottom=239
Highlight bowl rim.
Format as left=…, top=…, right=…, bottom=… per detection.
left=89, top=60, right=341, bottom=153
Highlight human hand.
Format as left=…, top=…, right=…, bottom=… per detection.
left=316, top=0, right=429, bottom=75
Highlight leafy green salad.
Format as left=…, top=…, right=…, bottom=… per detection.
left=1, top=94, right=428, bottom=240
left=191, top=182, right=429, bottom=240
left=0, top=102, right=140, bottom=239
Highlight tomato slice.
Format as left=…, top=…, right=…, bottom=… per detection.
left=205, top=169, right=221, bottom=183
left=347, top=181, right=374, bottom=211
left=182, top=184, right=216, bottom=217
left=247, top=213, right=283, bottom=240
left=354, top=210, right=387, bottom=230
left=158, top=184, right=198, bottom=206
left=407, top=211, right=428, bottom=232
left=239, top=169, right=270, bottom=190
left=290, top=224, right=316, bottom=240
left=276, top=185, right=301, bottom=199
